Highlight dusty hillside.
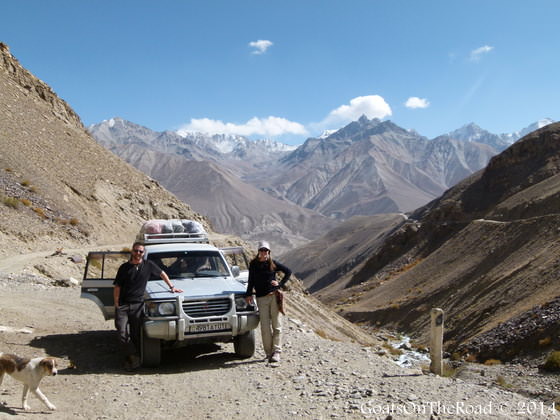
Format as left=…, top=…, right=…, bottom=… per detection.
left=282, top=213, right=405, bottom=292
left=0, top=42, right=206, bottom=257
left=110, top=144, right=334, bottom=255
left=318, top=123, right=560, bottom=361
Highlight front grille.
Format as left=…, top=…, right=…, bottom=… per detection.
left=183, top=298, right=231, bottom=317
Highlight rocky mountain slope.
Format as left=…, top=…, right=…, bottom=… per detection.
left=252, top=116, right=498, bottom=219
left=0, top=43, right=207, bottom=257
left=310, top=122, right=560, bottom=362
left=89, top=118, right=328, bottom=253
left=281, top=213, right=406, bottom=293
left=111, top=144, right=334, bottom=253
left=448, top=119, right=555, bottom=151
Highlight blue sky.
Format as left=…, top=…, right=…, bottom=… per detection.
left=3, top=0, right=559, bottom=145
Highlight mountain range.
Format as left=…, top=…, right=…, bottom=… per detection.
left=89, top=116, right=553, bottom=253
left=285, top=121, right=560, bottom=361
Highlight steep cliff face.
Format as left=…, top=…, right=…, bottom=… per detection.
left=0, top=43, right=82, bottom=128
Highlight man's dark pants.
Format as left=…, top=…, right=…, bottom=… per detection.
left=115, top=302, right=144, bottom=357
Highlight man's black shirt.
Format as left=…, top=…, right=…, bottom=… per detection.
left=114, top=260, right=162, bottom=305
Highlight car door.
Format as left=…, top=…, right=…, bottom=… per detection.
left=81, top=251, right=130, bottom=320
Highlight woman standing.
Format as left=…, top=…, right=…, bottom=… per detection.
left=245, top=241, right=291, bottom=363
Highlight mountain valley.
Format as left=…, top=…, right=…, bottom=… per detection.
left=2, top=41, right=560, bottom=418
left=89, top=115, right=548, bottom=253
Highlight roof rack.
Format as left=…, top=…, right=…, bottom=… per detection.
left=140, top=232, right=209, bottom=244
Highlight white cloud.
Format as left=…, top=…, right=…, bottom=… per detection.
left=320, top=95, right=392, bottom=127
left=178, top=95, right=392, bottom=141
left=177, top=116, right=307, bottom=137
left=249, top=39, right=273, bottom=55
left=469, top=45, right=494, bottom=61
left=405, top=97, right=430, bottom=109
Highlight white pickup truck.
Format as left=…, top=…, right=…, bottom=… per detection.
left=81, top=219, right=259, bottom=367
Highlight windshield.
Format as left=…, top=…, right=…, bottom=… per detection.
left=147, top=250, right=230, bottom=280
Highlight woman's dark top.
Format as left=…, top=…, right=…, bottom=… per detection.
left=245, top=258, right=291, bottom=298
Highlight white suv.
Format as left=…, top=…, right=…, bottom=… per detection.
left=81, top=220, right=259, bottom=367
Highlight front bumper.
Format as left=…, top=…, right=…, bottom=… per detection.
left=143, top=294, right=259, bottom=341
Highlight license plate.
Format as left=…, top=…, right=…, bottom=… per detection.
left=188, top=322, right=231, bottom=333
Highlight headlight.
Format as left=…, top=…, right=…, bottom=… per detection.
left=146, top=301, right=176, bottom=316
left=235, top=295, right=255, bottom=312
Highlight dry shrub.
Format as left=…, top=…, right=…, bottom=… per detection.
left=20, top=198, right=31, bottom=206
left=33, top=207, right=46, bottom=218
left=495, top=375, right=512, bottom=388
left=3, top=196, right=19, bottom=208
left=539, top=336, right=552, bottom=347
left=484, top=359, right=502, bottom=366
left=465, top=354, right=478, bottom=363
left=541, top=351, right=560, bottom=372
left=382, top=343, right=403, bottom=356
left=315, top=329, right=328, bottom=339
left=442, top=362, right=459, bottom=378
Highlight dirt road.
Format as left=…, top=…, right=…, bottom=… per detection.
left=1, top=270, right=558, bottom=420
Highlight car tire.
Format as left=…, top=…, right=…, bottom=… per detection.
left=233, top=330, right=255, bottom=358
left=141, top=328, right=161, bottom=367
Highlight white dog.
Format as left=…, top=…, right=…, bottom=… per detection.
left=0, top=352, right=57, bottom=411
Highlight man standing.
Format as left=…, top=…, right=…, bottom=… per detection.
left=113, top=242, right=182, bottom=369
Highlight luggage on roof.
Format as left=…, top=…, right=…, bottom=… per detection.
left=137, top=219, right=208, bottom=244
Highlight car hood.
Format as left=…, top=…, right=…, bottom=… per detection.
left=145, top=276, right=246, bottom=299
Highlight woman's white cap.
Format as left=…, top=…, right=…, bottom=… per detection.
left=258, top=241, right=271, bottom=251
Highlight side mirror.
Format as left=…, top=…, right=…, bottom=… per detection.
left=231, top=265, right=240, bottom=277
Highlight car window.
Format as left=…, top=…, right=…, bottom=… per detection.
left=147, top=251, right=230, bottom=279
left=84, top=252, right=130, bottom=280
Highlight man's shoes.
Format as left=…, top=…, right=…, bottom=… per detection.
left=124, top=354, right=141, bottom=371
left=269, top=352, right=280, bottom=363
left=129, top=354, right=141, bottom=369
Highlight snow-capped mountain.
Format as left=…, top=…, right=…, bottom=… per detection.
left=249, top=116, right=496, bottom=219
left=447, top=119, right=555, bottom=151
left=88, top=118, right=296, bottom=176
left=88, top=115, right=555, bottom=249
left=176, top=131, right=297, bottom=155
left=505, top=118, right=555, bottom=143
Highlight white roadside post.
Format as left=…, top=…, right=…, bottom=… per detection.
left=430, top=308, right=444, bottom=375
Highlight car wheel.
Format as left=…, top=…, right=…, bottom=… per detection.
left=141, top=328, right=161, bottom=367
left=233, top=330, right=255, bottom=358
